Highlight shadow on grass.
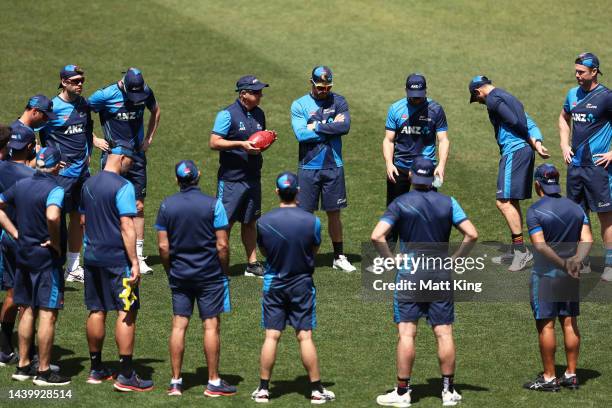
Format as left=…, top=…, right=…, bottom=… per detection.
left=145, top=255, right=162, bottom=267
left=555, top=365, right=601, bottom=385
left=315, top=252, right=361, bottom=268
left=410, top=378, right=488, bottom=403
left=104, top=358, right=165, bottom=380
left=270, top=375, right=335, bottom=400
left=182, top=367, right=244, bottom=391
left=229, top=263, right=248, bottom=277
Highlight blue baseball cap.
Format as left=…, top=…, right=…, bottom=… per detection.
left=406, top=73, right=427, bottom=97
left=276, top=171, right=299, bottom=192
left=469, top=75, right=492, bottom=103
left=122, top=68, right=151, bottom=103
left=534, top=163, right=561, bottom=195
left=109, top=140, right=135, bottom=158
left=59, top=64, right=84, bottom=88
left=236, top=75, right=269, bottom=92
left=175, top=160, right=199, bottom=182
left=36, top=147, right=61, bottom=168
left=311, top=66, right=333, bottom=86
left=7, top=126, right=35, bottom=150
left=575, top=52, right=603, bottom=75
left=411, top=157, right=435, bottom=185
left=26, top=95, right=57, bottom=120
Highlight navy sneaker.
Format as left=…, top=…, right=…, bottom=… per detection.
left=559, top=375, right=579, bottom=390
left=0, top=351, right=18, bottom=367
left=114, top=371, right=154, bottom=392
left=204, top=379, right=237, bottom=397
left=87, top=367, right=114, bottom=384
left=12, top=364, right=37, bottom=381
left=167, top=382, right=183, bottom=396
left=33, top=370, right=71, bottom=386
left=523, top=374, right=560, bottom=392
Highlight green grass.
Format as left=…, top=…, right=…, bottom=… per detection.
left=1, top=1, right=612, bottom=406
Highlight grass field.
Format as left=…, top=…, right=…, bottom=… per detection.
left=1, top=1, right=612, bottom=406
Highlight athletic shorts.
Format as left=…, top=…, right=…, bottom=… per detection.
left=386, top=166, right=411, bottom=206
left=169, top=276, right=231, bottom=319
left=262, top=277, right=316, bottom=331
left=0, top=232, right=17, bottom=290
left=217, top=178, right=261, bottom=224
left=56, top=173, right=89, bottom=213
left=101, top=151, right=147, bottom=200
left=297, top=167, right=347, bottom=211
left=567, top=165, right=612, bottom=212
left=496, top=145, right=534, bottom=200
left=13, top=264, right=64, bottom=310
left=394, top=299, right=454, bottom=325
left=84, top=265, right=140, bottom=312
left=530, top=273, right=579, bottom=320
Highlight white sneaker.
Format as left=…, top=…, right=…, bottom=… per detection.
left=139, top=257, right=153, bottom=275
left=311, top=388, right=335, bottom=404
left=332, top=255, right=356, bottom=272
left=251, top=387, right=270, bottom=403
left=376, top=387, right=411, bottom=407
left=508, top=249, right=532, bottom=272
left=65, top=266, right=85, bottom=283
left=442, top=389, right=462, bottom=406
left=601, top=266, right=612, bottom=282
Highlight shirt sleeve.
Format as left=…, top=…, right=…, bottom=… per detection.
left=88, top=88, right=107, bottom=113
left=291, top=100, right=324, bottom=142
left=0, top=185, right=15, bottom=205
left=314, top=98, right=351, bottom=135
left=492, top=98, right=529, bottom=139
left=435, top=106, right=448, bottom=132
left=213, top=199, right=229, bottom=229
left=525, top=112, right=543, bottom=141
left=450, top=197, right=468, bottom=225
left=563, top=89, right=573, bottom=113
left=256, top=220, right=265, bottom=249
left=582, top=211, right=590, bottom=225
left=385, top=104, right=398, bottom=131
left=526, top=207, right=542, bottom=235
left=145, top=89, right=157, bottom=111
left=380, top=200, right=400, bottom=226
left=154, top=202, right=168, bottom=231
left=46, top=186, right=64, bottom=208
left=313, top=216, right=322, bottom=246
left=115, top=182, right=137, bottom=216
left=212, top=110, right=232, bottom=137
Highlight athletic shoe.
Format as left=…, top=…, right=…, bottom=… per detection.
left=376, top=387, right=411, bottom=407
left=601, top=266, right=612, bottom=282
left=0, top=351, right=18, bottom=366
left=442, top=389, right=462, bottom=406
left=523, top=374, right=560, bottom=392
left=139, top=258, right=153, bottom=275
left=114, top=371, right=154, bottom=392
left=167, top=382, right=183, bottom=396
left=251, top=387, right=270, bottom=403
left=332, top=255, right=356, bottom=272
left=33, top=370, right=71, bottom=386
left=31, top=354, right=59, bottom=373
left=559, top=374, right=579, bottom=390
left=66, top=266, right=85, bottom=283
left=508, top=249, right=532, bottom=272
left=491, top=251, right=514, bottom=265
left=311, top=388, right=335, bottom=404
left=244, top=262, right=264, bottom=278
left=12, top=364, right=37, bottom=381
left=87, top=367, right=114, bottom=384
left=204, top=379, right=237, bottom=397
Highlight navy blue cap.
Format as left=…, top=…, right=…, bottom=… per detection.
left=7, top=126, right=35, bottom=150
left=575, top=52, right=603, bottom=75
left=534, top=163, right=561, bottom=195
left=468, top=75, right=492, bottom=103
left=36, top=147, right=61, bottom=168
left=122, top=68, right=151, bottom=103
left=406, top=73, right=427, bottom=97
left=26, top=95, right=57, bottom=120
left=411, top=157, right=435, bottom=185
left=236, top=75, right=269, bottom=92
left=175, top=160, right=199, bottom=182
left=276, top=171, right=299, bottom=192
left=311, top=66, right=333, bottom=86
left=109, top=140, right=135, bottom=159
left=59, top=64, right=84, bottom=88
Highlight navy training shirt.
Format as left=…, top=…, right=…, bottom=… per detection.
left=0, top=161, right=35, bottom=223
left=80, top=171, right=137, bottom=268
left=486, top=88, right=531, bottom=155
left=212, top=99, right=265, bottom=181
left=154, top=186, right=229, bottom=282
left=257, top=207, right=321, bottom=289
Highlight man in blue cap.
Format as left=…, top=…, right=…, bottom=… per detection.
left=80, top=140, right=153, bottom=392
left=155, top=160, right=236, bottom=398
left=371, top=157, right=478, bottom=407
left=523, top=163, right=592, bottom=391
left=210, top=75, right=270, bottom=277
left=10, top=95, right=56, bottom=152
left=0, top=147, right=69, bottom=386
left=469, top=75, right=550, bottom=271
left=559, top=52, right=612, bottom=281
left=89, top=68, right=161, bottom=275
left=251, top=171, right=335, bottom=404
left=290, top=66, right=355, bottom=272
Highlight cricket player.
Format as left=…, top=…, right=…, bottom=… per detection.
left=156, top=160, right=236, bottom=397
left=0, top=147, right=70, bottom=386
left=80, top=141, right=152, bottom=391
left=0, top=124, right=10, bottom=160
left=291, top=66, right=355, bottom=272
left=559, top=52, right=612, bottom=281
left=469, top=75, right=549, bottom=271
left=371, top=157, right=478, bottom=407
left=523, top=164, right=592, bottom=391
left=209, top=75, right=269, bottom=277
left=251, top=172, right=335, bottom=404
left=89, top=68, right=161, bottom=274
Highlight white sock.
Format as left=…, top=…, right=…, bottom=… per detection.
left=543, top=375, right=556, bottom=382
left=208, top=378, right=221, bottom=386
left=67, top=252, right=80, bottom=271
left=564, top=372, right=576, bottom=379
left=171, top=377, right=182, bottom=385
left=136, top=239, right=144, bottom=259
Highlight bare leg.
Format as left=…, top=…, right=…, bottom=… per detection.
left=397, top=322, right=418, bottom=378
left=169, top=315, right=189, bottom=380
left=17, top=307, right=35, bottom=367
left=115, top=310, right=137, bottom=355
left=536, top=319, right=556, bottom=378
left=259, top=329, right=281, bottom=380
left=327, top=210, right=342, bottom=243
left=68, top=211, right=83, bottom=253
left=36, top=308, right=58, bottom=372
left=86, top=311, right=106, bottom=353
left=432, top=324, right=455, bottom=375
left=296, top=330, right=320, bottom=381
left=559, top=316, right=580, bottom=374
left=496, top=199, right=523, bottom=235
left=241, top=221, right=258, bottom=264
left=203, top=316, right=221, bottom=381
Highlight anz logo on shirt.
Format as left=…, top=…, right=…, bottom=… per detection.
left=115, top=112, right=140, bottom=121
left=64, top=124, right=85, bottom=135
left=400, top=126, right=430, bottom=135
left=572, top=112, right=595, bottom=123
left=239, top=121, right=246, bottom=131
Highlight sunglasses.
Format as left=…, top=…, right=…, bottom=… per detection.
left=65, top=77, right=85, bottom=85
left=315, top=85, right=332, bottom=92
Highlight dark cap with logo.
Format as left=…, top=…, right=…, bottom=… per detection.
left=122, top=68, right=151, bottom=103
left=36, top=147, right=61, bottom=168
left=109, top=140, right=135, bottom=159
left=468, top=75, right=492, bottom=103
left=311, top=66, right=333, bottom=87
left=175, top=160, right=199, bottom=182
left=410, top=157, right=435, bottom=185
left=534, top=163, right=561, bottom=195
left=26, top=95, right=57, bottom=120
left=276, top=171, right=299, bottom=192
left=575, top=52, right=603, bottom=75
left=236, top=75, right=269, bottom=92
left=406, top=73, right=427, bottom=97
left=7, top=125, right=36, bottom=150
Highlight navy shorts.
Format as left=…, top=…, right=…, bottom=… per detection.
left=567, top=165, right=612, bottom=212
left=13, top=264, right=64, bottom=310
left=262, top=278, right=316, bottom=331
left=496, top=145, right=534, bottom=200
left=56, top=173, right=89, bottom=213
left=298, top=167, right=347, bottom=211
left=101, top=151, right=147, bottom=200
left=169, top=276, right=231, bottom=319
left=393, top=298, right=454, bottom=326
left=0, top=233, right=17, bottom=290
left=84, top=265, right=140, bottom=312
left=530, top=273, right=579, bottom=320
left=217, top=179, right=261, bottom=223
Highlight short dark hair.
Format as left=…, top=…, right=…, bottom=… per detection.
left=278, top=188, right=298, bottom=203
left=0, top=124, right=11, bottom=150
left=179, top=177, right=199, bottom=190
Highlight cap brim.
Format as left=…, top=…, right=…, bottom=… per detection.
left=7, top=141, right=30, bottom=150
left=126, top=90, right=150, bottom=103
left=411, top=175, right=434, bottom=185
left=44, top=110, right=57, bottom=120
left=406, top=89, right=426, bottom=98
left=469, top=94, right=478, bottom=103
left=238, top=83, right=269, bottom=91
left=540, top=183, right=561, bottom=195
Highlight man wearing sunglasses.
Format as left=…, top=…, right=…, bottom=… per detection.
left=210, top=75, right=269, bottom=278
left=290, top=66, right=355, bottom=272
left=559, top=53, right=612, bottom=281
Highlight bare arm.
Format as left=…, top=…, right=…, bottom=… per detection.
left=371, top=221, right=394, bottom=259
left=141, top=104, right=161, bottom=152
left=435, top=130, right=450, bottom=181
left=216, top=229, right=230, bottom=276
left=209, top=134, right=260, bottom=155
left=44, top=205, right=62, bottom=254
left=450, top=219, right=478, bottom=259
left=559, top=110, right=573, bottom=164
left=157, top=230, right=170, bottom=273
left=120, top=216, right=140, bottom=285
left=529, top=231, right=567, bottom=270
left=0, top=208, right=17, bottom=240
left=383, top=129, right=398, bottom=183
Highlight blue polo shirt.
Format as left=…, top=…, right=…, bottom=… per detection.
left=212, top=99, right=266, bottom=181
left=257, top=207, right=321, bottom=289
left=563, top=84, right=612, bottom=166
left=154, top=186, right=229, bottom=282
left=291, top=92, right=351, bottom=169
left=385, top=98, right=448, bottom=169
left=80, top=171, right=137, bottom=268
left=0, top=161, right=35, bottom=223
left=486, top=88, right=532, bottom=156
